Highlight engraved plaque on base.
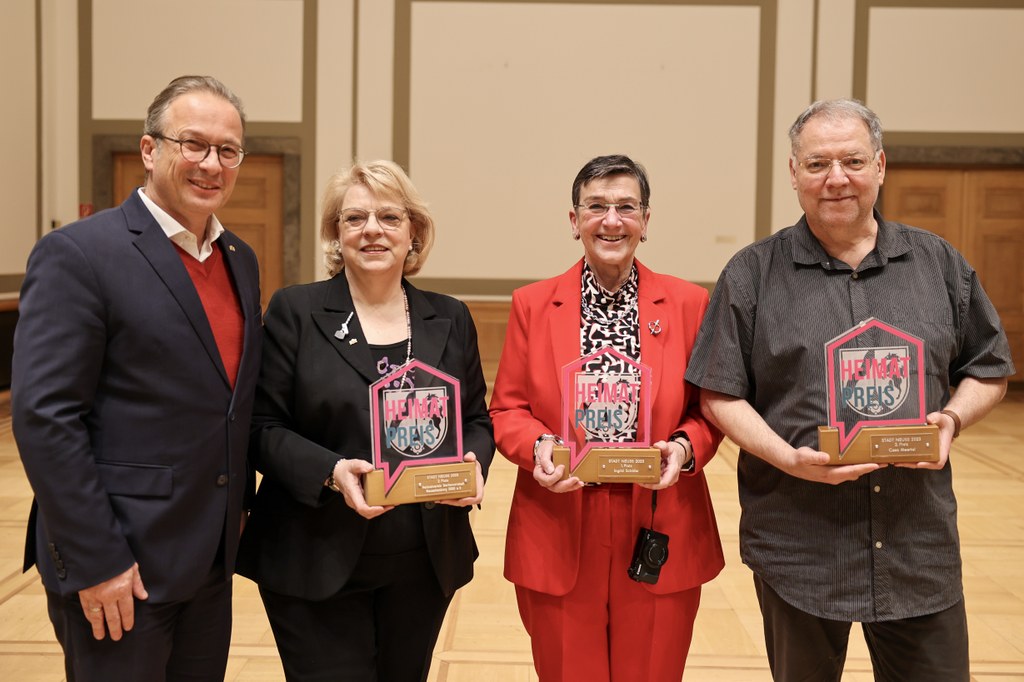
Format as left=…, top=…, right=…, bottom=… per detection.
left=551, top=446, right=660, bottom=483
left=819, top=318, right=940, bottom=464
left=555, top=347, right=661, bottom=483
left=365, top=360, right=475, bottom=505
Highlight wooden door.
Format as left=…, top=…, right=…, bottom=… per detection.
left=113, top=153, right=283, bottom=310
left=964, top=170, right=1024, bottom=384
left=883, top=167, right=1024, bottom=382
left=881, top=169, right=965, bottom=250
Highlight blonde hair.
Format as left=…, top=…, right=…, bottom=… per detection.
left=319, top=160, right=435, bottom=277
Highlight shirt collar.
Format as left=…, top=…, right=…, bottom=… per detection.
left=581, top=261, right=639, bottom=306
left=791, top=209, right=912, bottom=270
left=137, top=187, right=225, bottom=262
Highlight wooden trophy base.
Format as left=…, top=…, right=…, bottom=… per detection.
left=818, top=424, right=940, bottom=464
left=551, top=445, right=661, bottom=483
left=364, top=461, right=476, bottom=506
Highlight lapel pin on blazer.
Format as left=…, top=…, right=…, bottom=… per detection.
left=648, top=320, right=662, bottom=336
left=334, top=312, right=355, bottom=340
left=228, top=244, right=236, bottom=252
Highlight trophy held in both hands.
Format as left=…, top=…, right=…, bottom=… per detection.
left=364, top=360, right=476, bottom=505
left=552, top=347, right=661, bottom=483
left=819, top=318, right=939, bottom=464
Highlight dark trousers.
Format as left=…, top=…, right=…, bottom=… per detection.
left=259, top=547, right=452, bottom=682
left=754, top=574, right=969, bottom=682
left=45, top=567, right=232, bottom=682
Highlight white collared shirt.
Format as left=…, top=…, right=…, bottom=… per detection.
left=137, top=188, right=225, bottom=262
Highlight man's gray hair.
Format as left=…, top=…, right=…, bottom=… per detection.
left=788, top=99, right=883, bottom=155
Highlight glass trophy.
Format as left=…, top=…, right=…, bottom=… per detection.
left=551, top=347, right=661, bottom=483
left=364, top=359, right=476, bottom=505
left=819, top=318, right=939, bottom=464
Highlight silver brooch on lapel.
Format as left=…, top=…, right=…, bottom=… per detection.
left=334, top=312, right=355, bottom=341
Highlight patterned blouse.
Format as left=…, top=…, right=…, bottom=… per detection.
left=578, top=262, right=641, bottom=443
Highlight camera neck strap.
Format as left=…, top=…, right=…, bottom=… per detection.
left=649, top=490, right=658, bottom=528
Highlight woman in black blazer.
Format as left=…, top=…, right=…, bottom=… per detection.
left=236, top=160, right=494, bottom=682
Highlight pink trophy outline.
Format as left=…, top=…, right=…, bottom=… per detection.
left=559, top=346, right=653, bottom=473
left=824, top=317, right=927, bottom=453
left=369, top=359, right=464, bottom=494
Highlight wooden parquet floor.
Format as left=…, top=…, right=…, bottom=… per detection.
left=2, top=389, right=1024, bottom=680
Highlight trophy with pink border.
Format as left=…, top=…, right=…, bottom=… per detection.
left=819, top=318, right=939, bottom=464
left=364, top=360, right=476, bottom=505
left=551, top=347, right=661, bottom=483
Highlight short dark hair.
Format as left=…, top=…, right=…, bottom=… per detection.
left=788, top=99, right=883, bottom=156
left=143, top=75, right=246, bottom=138
left=571, top=155, right=651, bottom=207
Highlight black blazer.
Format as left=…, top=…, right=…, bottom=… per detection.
left=236, top=275, right=494, bottom=600
left=13, top=190, right=262, bottom=602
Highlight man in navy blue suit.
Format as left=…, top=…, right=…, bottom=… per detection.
left=12, top=75, right=262, bottom=681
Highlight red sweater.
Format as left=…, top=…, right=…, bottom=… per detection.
left=175, top=243, right=244, bottom=388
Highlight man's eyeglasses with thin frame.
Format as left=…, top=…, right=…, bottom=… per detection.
left=339, top=207, right=408, bottom=231
left=150, top=133, right=246, bottom=169
left=575, top=202, right=647, bottom=220
left=797, top=152, right=878, bottom=176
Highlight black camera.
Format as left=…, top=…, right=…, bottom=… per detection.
left=627, top=527, right=670, bottom=584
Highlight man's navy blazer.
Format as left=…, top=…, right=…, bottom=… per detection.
left=12, top=190, right=262, bottom=602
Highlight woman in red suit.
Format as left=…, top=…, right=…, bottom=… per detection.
left=489, top=155, right=724, bottom=681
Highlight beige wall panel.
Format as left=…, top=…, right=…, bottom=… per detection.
left=316, top=0, right=355, bottom=281
left=92, top=0, right=303, bottom=122
left=868, top=8, right=1024, bottom=132
left=356, top=0, right=395, bottom=161
left=0, top=0, right=38, bottom=275
left=41, top=0, right=79, bottom=235
left=815, top=0, right=855, bottom=100
left=408, top=2, right=760, bottom=283
left=772, top=0, right=815, bottom=231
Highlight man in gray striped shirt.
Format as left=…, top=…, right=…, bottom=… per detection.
left=686, top=99, right=1014, bottom=681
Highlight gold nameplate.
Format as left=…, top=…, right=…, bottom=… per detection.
left=818, top=424, right=939, bottom=464
left=551, top=445, right=661, bottom=483
left=364, top=461, right=476, bottom=506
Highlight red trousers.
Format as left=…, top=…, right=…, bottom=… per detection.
left=515, top=485, right=701, bottom=682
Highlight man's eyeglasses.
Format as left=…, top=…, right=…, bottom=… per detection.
left=151, top=134, right=246, bottom=169
left=797, top=154, right=876, bottom=176
left=575, top=203, right=647, bottom=219
left=339, top=207, right=408, bottom=231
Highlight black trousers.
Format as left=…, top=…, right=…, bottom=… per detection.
left=754, top=574, right=969, bottom=682
left=259, top=546, right=453, bottom=682
left=45, top=566, right=232, bottom=682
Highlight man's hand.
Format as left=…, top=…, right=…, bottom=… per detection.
left=894, top=410, right=955, bottom=470
left=777, top=446, right=884, bottom=484
left=78, top=562, right=148, bottom=641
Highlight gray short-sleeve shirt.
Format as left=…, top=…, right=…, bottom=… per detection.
left=686, top=211, right=1014, bottom=621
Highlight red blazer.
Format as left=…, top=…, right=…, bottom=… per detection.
left=489, top=259, right=724, bottom=595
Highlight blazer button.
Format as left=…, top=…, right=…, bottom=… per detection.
left=56, top=569, right=67, bottom=580
left=55, top=559, right=65, bottom=570
left=423, top=501, right=436, bottom=510
left=216, top=474, right=229, bottom=487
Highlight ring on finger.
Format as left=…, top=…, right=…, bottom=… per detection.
left=88, top=606, right=102, bottom=613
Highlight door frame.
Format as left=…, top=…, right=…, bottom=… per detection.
left=92, top=134, right=303, bottom=290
